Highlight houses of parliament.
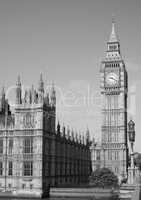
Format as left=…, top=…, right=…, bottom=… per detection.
left=0, top=20, right=133, bottom=197
left=0, top=75, right=91, bottom=197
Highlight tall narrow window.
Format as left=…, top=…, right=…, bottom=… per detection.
left=23, top=137, right=33, bottom=154
left=0, top=162, right=3, bottom=175
left=23, top=161, right=33, bottom=176
left=0, top=139, right=3, bottom=154
left=9, top=139, right=13, bottom=155
left=8, top=161, right=13, bottom=176
left=115, top=151, right=119, bottom=160
left=108, top=150, right=112, bottom=160
left=96, top=150, right=100, bottom=160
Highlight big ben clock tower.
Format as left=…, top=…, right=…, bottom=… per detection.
left=100, top=20, right=128, bottom=178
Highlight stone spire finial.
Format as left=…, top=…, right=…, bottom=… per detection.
left=71, top=129, right=74, bottom=141
left=75, top=131, right=78, bottom=142
left=86, top=126, right=90, bottom=145
left=31, top=85, right=35, bottom=104
left=62, top=124, right=66, bottom=137
left=57, top=121, right=60, bottom=135
left=1, top=87, right=5, bottom=97
left=1, top=87, right=5, bottom=102
left=67, top=125, right=70, bottom=139
left=40, top=73, right=43, bottom=82
left=38, top=73, right=44, bottom=103
left=50, top=82, right=56, bottom=107
left=16, top=75, right=22, bottom=104
left=82, top=134, right=85, bottom=145
left=16, top=75, right=21, bottom=86
left=0, top=87, right=5, bottom=111
left=79, top=133, right=82, bottom=144
left=38, top=73, right=44, bottom=93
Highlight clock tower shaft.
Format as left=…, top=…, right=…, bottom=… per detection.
left=100, top=21, right=128, bottom=179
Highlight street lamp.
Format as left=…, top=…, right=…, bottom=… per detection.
left=128, top=120, right=135, bottom=167
left=127, top=119, right=135, bottom=184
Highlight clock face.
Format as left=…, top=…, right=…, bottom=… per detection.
left=106, top=72, right=119, bottom=86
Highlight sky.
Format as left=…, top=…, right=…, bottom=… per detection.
left=0, top=0, right=141, bottom=151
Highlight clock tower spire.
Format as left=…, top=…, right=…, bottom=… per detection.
left=105, top=19, right=121, bottom=61
left=109, top=18, right=118, bottom=43
left=100, top=20, right=128, bottom=179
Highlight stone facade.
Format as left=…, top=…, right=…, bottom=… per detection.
left=0, top=75, right=91, bottom=197
left=91, top=21, right=128, bottom=180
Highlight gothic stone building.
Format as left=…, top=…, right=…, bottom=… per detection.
left=0, top=75, right=91, bottom=197
left=91, top=21, right=128, bottom=180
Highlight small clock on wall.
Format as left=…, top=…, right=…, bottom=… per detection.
left=105, top=72, right=119, bottom=86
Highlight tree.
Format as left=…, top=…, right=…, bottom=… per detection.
left=134, top=153, right=141, bottom=170
left=89, top=168, right=118, bottom=188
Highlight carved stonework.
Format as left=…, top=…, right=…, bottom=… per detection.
left=23, top=113, right=35, bottom=129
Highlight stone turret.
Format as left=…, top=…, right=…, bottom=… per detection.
left=75, top=132, right=78, bottom=143
left=57, top=121, right=60, bottom=135
left=31, top=85, right=35, bottom=104
left=86, top=127, right=90, bottom=145
left=78, top=133, right=81, bottom=144
left=38, top=73, right=44, bottom=103
left=16, top=75, right=22, bottom=104
left=38, top=73, right=44, bottom=93
left=62, top=125, right=66, bottom=137
left=82, top=134, right=85, bottom=145
left=0, top=87, right=11, bottom=116
left=50, top=83, right=56, bottom=107
left=71, top=129, right=74, bottom=141
left=0, top=87, right=6, bottom=113
left=67, top=126, right=70, bottom=140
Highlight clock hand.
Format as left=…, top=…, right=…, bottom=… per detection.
left=109, top=77, right=115, bottom=81
left=109, top=77, right=118, bottom=84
